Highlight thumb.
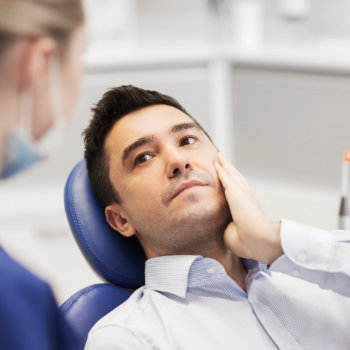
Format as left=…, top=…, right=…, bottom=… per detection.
left=223, top=221, right=241, bottom=255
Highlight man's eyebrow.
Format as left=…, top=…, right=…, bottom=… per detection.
left=122, top=136, right=154, bottom=164
left=171, top=122, right=201, bottom=134
left=122, top=122, right=201, bottom=165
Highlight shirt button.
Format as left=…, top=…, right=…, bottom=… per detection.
left=297, top=252, right=307, bottom=263
left=291, top=269, right=300, bottom=277
left=207, top=267, right=215, bottom=274
left=285, top=344, right=294, bottom=350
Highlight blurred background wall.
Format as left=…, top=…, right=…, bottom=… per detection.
left=1, top=0, right=349, bottom=302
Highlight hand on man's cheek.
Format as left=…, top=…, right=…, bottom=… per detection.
left=214, top=152, right=283, bottom=265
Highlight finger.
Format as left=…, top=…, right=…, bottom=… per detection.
left=215, top=161, right=247, bottom=195
left=217, top=152, right=236, bottom=173
left=215, top=158, right=247, bottom=190
left=217, top=152, right=250, bottom=189
left=215, top=162, right=240, bottom=217
left=215, top=160, right=236, bottom=190
left=219, top=153, right=248, bottom=187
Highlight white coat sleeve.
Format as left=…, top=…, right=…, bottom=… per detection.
left=269, top=219, right=350, bottom=296
left=84, top=325, right=147, bottom=350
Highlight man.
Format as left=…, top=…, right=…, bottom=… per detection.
left=84, top=85, right=350, bottom=349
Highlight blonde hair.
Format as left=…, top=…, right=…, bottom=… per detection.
left=0, top=0, right=84, bottom=55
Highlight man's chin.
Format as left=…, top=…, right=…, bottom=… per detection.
left=173, top=200, right=229, bottom=226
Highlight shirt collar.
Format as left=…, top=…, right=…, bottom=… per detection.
left=145, top=255, right=265, bottom=299
left=145, top=255, right=198, bottom=298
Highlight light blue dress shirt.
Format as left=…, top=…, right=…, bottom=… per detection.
left=85, top=220, right=350, bottom=349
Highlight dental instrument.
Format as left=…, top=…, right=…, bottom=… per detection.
left=339, top=150, right=350, bottom=230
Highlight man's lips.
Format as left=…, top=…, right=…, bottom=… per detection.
left=171, top=180, right=206, bottom=200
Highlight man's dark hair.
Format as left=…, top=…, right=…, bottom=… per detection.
left=83, top=85, right=211, bottom=209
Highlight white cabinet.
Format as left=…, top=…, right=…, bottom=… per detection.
left=76, top=65, right=212, bottom=141
left=232, top=67, right=350, bottom=189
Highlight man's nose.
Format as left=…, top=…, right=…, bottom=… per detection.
left=165, top=147, right=193, bottom=178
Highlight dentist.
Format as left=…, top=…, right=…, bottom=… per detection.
left=0, top=0, right=86, bottom=349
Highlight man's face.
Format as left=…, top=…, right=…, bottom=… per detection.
left=105, top=104, right=231, bottom=257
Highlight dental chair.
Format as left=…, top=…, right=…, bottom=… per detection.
left=60, top=160, right=146, bottom=350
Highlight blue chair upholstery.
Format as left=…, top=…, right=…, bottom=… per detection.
left=61, top=284, right=132, bottom=349
left=60, top=160, right=147, bottom=349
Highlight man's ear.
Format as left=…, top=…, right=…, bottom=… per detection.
left=105, top=204, right=136, bottom=238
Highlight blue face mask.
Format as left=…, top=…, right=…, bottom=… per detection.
left=1, top=56, right=66, bottom=180
left=1, top=116, right=67, bottom=179
left=1, top=131, right=44, bottom=179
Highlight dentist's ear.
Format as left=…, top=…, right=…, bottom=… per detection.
left=105, top=204, right=136, bottom=237
left=22, top=37, right=57, bottom=89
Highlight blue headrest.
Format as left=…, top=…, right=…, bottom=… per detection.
left=61, top=283, right=132, bottom=349
left=64, top=160, right=146, bottom=289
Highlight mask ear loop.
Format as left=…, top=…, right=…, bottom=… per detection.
left=47, top=54, right=62, bottom=124
left=34, top=54, right=68, bottom=157
left=19, top=87, right=33, bottom=139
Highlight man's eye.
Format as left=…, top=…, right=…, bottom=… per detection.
left=180, top=136, right=196, bottom=146
left=134, top=153, right=152, bottom=166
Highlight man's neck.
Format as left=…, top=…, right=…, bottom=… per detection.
left=201, top=247, right=247, bottom=292
left=220, top=253, right=247, bottom=292
left=142, top=223, right=248, bottom=291
left=145, top=243, right=248, bottom=292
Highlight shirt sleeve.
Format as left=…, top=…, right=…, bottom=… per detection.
left=85, top=325, right=147, bottom=350
left=269, top=219, right=350, bottom=296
